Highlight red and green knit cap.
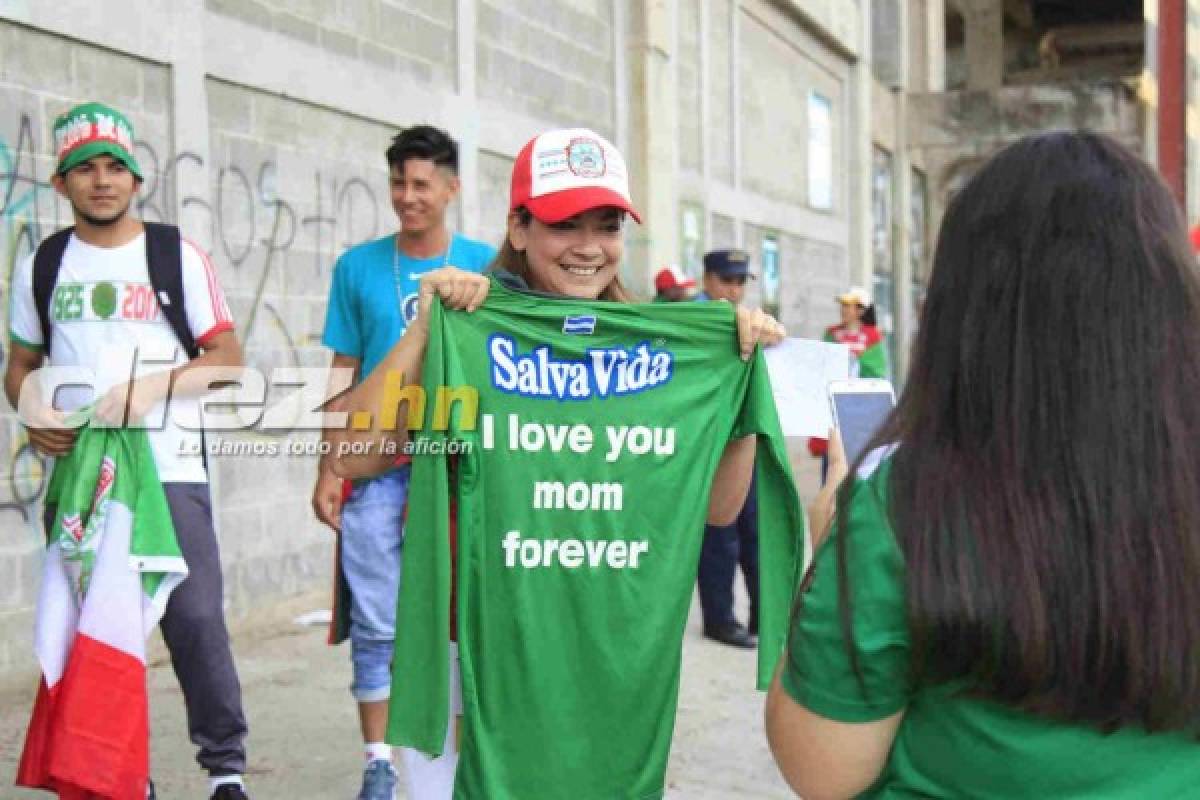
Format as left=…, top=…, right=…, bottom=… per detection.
left=52, top=102, right=142, bottom=180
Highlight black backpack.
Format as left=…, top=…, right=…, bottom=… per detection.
left=33, top=222, right=198, bottom=359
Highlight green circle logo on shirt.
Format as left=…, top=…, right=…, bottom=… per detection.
left=91, top=282, right=117, bottom=319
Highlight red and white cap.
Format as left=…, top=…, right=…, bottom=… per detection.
left=654, top=266, right=696, bottom=292
left=510, top=128, right=641, bottom=224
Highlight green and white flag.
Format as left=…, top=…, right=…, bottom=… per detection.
left=18, top=422, right=186, bottom=800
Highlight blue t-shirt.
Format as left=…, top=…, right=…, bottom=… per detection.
left=322, top=233, right=496, bottom=379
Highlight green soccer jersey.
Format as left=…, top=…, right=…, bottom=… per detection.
left=388, top=277, right=806, bottom=798
left=785, top=448, right=1200, bottom=798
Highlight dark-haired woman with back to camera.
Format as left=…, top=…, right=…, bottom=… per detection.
left=766, top=131, right=1200, bottom=798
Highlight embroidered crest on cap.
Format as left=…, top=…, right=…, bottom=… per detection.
left=566, top=138, right=607, bottom=179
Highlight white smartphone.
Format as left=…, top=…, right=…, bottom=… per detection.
left=828, top=379, right=896, bottom=466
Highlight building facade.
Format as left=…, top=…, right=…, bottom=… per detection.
left=0, top=0, right=626, bottom=680
left=0, top=0, right=897, bottom=681
left=1, top=0, right=1192, bottom=681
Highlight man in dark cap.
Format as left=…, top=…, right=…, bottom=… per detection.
left=697, top=248, right=753, bottom=304
left=695, top=249, right=759, bottom=648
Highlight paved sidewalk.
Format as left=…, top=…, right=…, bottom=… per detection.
left=0, top=591, right=792, bottom=799
left=0, top=448, right=817, bottom=798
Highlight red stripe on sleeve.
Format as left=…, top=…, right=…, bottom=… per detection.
left=183, top=238, right=231, bottom=325
left=196, top=321, right=235, bottom=348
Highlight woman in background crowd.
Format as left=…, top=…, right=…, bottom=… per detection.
left=827, top=286, right=887, bottom=379
left=808, top=286, right=889, bottom=474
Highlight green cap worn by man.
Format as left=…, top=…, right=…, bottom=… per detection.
left=52, top=101, right=143, bottom=180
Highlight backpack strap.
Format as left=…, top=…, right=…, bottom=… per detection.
left=143, top=222, right=209, bottom=473
left=32, top=227, right=76, bottom=354
left=143, top=222, right=199, bottom=360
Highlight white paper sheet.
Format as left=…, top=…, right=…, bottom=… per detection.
left=764, top=338, right=852, bottom=438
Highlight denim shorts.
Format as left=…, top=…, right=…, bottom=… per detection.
left=340, top=466, right=409, bottom=701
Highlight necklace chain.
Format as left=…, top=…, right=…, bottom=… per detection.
left=394, top=231, right=453, bottom=308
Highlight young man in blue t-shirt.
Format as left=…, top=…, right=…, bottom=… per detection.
left=312, top=125, right=495, bottom=800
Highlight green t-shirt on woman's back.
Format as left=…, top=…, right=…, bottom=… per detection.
left=785, top=448, right=1200, bottom=798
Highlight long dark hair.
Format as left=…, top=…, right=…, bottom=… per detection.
left=850, top=132, right=1200, bottom=732
left=490, top=208, right=634, bottom=302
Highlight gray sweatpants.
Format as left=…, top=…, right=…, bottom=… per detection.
left=45, top=482, right=248, bottom=776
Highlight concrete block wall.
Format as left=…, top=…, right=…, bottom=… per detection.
left=203, top=79, right=401, bottom=617
left=0, top=19, right=175, bottom=674
left=203, top=79, right=395, bottom=352
left=740, top=11, right=824, bottom=207
left=708, top=0, right=735, bottom=185
left=677, top=0, right=703, bottom=174
left=0, top=0, right=630, bottom=681
left=710, top=213, right=736, bottom=250
left=475, top=150, right=514, bottom=250
left=742, top=223, right=847, bottom=340
left=0, top=0, right=881, bottom=681
left=743, top=2, right=850, bottom=212
left=476, top=0, right=617, bottom=136
left=206, top=0, right=458, bottom=89
left=780, top=235, right=848, bottom=339
left=671, top=0, right=857, bottom=330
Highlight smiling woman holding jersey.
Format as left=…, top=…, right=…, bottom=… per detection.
left=327, top=128, right=784, bottom=799
left=766, top=132, right=1200, bottom=798
left=330, top=128, right=783, bottom=520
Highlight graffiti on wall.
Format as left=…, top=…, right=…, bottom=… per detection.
left=1, top=110, right=388, bottom=518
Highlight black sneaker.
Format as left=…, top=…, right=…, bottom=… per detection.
left=210, top=784, right=249, bottom=800
left=703, top=623, right=757, bottom=649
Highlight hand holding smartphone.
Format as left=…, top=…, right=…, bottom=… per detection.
left=827, top=379, right=896, bottom=467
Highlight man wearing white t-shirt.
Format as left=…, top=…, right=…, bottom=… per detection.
left=3, top=102, right=251, bottom=800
